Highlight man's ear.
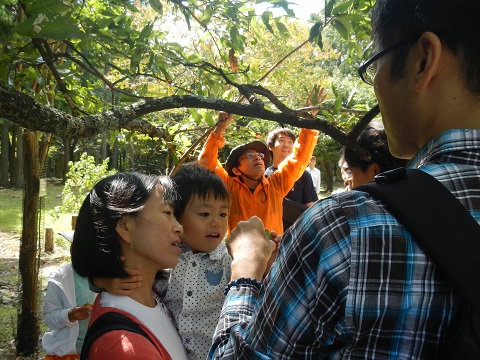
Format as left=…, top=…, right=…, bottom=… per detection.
left=115, top=216, right=132, bottom=244
left=414, top=32, right=443, bottom=92
left=371, top=162, right=381, bottom=176
left=232, top=167, right=241, bottom=176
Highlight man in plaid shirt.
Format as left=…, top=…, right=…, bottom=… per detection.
left=209, top=0, right=480, bottom=358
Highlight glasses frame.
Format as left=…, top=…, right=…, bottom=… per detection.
left=241, top=152, right=265, bottom=160
left=358, top=36, right=419, bottom=85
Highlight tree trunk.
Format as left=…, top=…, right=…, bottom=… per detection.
left=322, top=160, right=334, bottom=192
left=63, top=137, right=70, bottom=181
left=14, top=126, right=24, bottom=188
left=16, top=131, right=41, bottom=356
left=128, top=141, right=135, bottom=171
left=10, top=125, right=17, bottom=185
left=0, top=120, right=9, bottom=186
left=101, top=131, right=108, bottom=161
left=111, top=138, right=119, bottom=170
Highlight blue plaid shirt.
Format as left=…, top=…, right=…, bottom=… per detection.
left=210, top=129, right=480, bottom=359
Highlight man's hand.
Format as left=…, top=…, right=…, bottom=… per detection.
left=264, top=230, right=280, bottom=277
left=306, top=85, right=327, bottom=116
left=213, top=111, right=234, bottom=135
left=226, top=216, right=276, bottom=281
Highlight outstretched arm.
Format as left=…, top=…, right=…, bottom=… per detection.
left=213, top=111, right=234, bottom=136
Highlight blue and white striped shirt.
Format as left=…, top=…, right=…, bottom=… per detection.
left=210, top=129, right=480, bottom=359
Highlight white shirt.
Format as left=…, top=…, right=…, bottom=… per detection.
left=154, top=242, right=232, bottom=360
left=100, top=292, right=188, bottom=360
left=42, top=263, right=80, bottom=356
left=306, top=166, right=321, bottom=193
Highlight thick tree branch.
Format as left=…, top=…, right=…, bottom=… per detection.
left=0, top=82, right=379, bottom=151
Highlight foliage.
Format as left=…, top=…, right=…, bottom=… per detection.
left=0, top=0, right=378, bottom=161
left=61, top=153, right=117, bottom=214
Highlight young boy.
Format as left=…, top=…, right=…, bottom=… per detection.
left=96, top=164, right=231, bottom=360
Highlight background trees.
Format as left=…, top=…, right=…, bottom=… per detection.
left=0, top=0, right=378, bottom=356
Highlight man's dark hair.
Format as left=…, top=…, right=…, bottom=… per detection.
left=372, top=0, right=480, bottom=94
left=343, top=124, right=408, bottom=173
left=171, top=163, right=229, bottom=221
left=71, top=172, right=178, bottom=278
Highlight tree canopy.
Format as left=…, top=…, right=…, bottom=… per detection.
left=1, top=0, right=379, bottom=162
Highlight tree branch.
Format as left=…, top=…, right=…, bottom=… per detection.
left=0, top=82, right=379, bottom=151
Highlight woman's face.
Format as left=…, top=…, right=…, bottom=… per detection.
left=122, top=184, right=183, bottom=270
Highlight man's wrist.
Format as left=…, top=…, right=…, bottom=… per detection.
left=231, top=259, right=265, bottom=281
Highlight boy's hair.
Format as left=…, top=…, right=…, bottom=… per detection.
left=372, top=0, right=480, bottom=94
left=343, top=124, right=408, bottom=173
left=265, top=128, right=296, bottom=159
left=171, top=164, right=230, bottom=220
left=71, top=172, right=177, bottom=279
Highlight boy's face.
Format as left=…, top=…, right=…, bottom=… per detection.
left=179, top=193, right=229, bottom=254
left=270, top=133, right=294, bottom=162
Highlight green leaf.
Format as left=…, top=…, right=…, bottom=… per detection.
left=325, top=0, right=336, bottom=18
left=24, top=0, right=71, bottom=14
left=308, top=21, right=323, bottom=49
left=189, top=108, right=202, bottom=124
left=201, top=8, right=213, bottom=23
left=309, top=22, right=321, bottom=41
left=261, top=12, right=274, bottom=34
left=203, top=111, right=215, bottom=126
left=149, top=0, right=163, bottom=15
left=333, top=96, right=343, bottom=112
left=332, top=19, right=348, bottom=40
left=15, top=13, right=86, bottom=40
left=139, top=23, right=154, bottom=41
left=274, top=21, right=289, bottom=38
left=332, top=1, right=353, bottom=15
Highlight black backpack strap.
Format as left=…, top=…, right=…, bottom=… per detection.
left=356, top=167, right=480, bottom=310
left=80, top=311, right=155, bottom=360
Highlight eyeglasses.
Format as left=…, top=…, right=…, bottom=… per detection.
left=358, top=36, right=419, bottom=85
left=241, top=152, right=265, bottom=160
left=341, top=166, right=352, bottom=177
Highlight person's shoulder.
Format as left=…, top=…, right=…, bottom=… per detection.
left=47, top=262, right=73, bottom=280
left=91, top=329, right=161, bottom=359
left=328, top=189, right=400, bottom=226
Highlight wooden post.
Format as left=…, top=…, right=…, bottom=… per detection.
left=71, top=215, right=78, bottom=230
left=45, top=227, right=54, bottom=252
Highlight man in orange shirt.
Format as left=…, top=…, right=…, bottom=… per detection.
left=198, top=112, right=318, bottom=235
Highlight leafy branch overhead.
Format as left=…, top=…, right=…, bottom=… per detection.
left=1, top=0, right=378, bottom=159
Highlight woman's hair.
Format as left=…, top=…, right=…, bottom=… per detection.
left=265, top=128, right=296, bottom=159
left=372, top=0, right=480, bottom=94
left=343, top=124, right=408, bottom=173
left=171, top=163, right=229, bottom=221
left=71, top=172, right=178, bottom=278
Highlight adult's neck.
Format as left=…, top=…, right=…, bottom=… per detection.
left=240, top=174, right=262, bottom=191
left=272, top=156, right=286, bottom=168
left=123, top=261, right=158, bottom=307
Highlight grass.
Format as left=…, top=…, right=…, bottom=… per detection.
left=0, top=180, right=74, bottom=234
